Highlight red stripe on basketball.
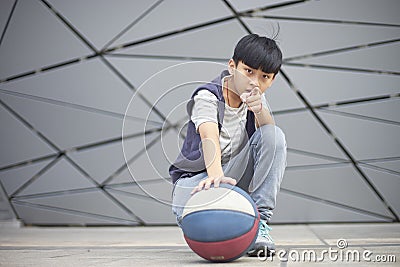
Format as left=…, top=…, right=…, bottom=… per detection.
left=184, top=217, right=259, bottom=262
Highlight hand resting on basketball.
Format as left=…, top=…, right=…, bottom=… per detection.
left=191, top=176, right=237, bottom=195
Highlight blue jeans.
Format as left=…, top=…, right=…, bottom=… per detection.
left=172, top=124, right=287, bottom=224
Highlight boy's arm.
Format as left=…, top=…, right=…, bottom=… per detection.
left=255, top=105, right=274, bottom=127
left=191, top=121, right=236, bottom=194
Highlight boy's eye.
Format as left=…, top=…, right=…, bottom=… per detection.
left=263, top=74, right=273, bottom=79
left=245, top=68, right=253, bottom=74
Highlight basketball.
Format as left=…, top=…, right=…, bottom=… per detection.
left=180, top=184, right=260, bottom=262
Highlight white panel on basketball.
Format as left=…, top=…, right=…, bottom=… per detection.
left=182, top=187, right=255, bottom=218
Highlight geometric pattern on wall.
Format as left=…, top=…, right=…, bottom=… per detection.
left=0, top=0, right=399, bottom=225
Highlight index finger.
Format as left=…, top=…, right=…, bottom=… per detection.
left=191, top=180, right=205, bottom=194
left=251, top=87, right=261, bottom=96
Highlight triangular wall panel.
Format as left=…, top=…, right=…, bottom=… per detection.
left=228, top=0, right=286, bottom=12
left=265, top=73, right=306, bottom=112
left=244, top=18, right=400, bottom=59
left=1, top=92, right=124, bottom=150
left=21, top=189, right=137, bottom=222
left=259, top=0, right=400, bottom=25
left=108, top=189, right=176, bottom=225
left=0, top=101, right=56, bottom=168
left=68, top=123, right=151, bottom=185
left=317, top=110, right=400, bottom=160
left=286, top=150, right=345, bottom=169
left=47, top=0, right=160, bottom=50
left=324, top=98, right=400, bottom=123
left=361, top=166, right=400, bottom=218
left=4, top=58, right=137, bottom=115
left=13, top=201, right=139, bottom=225
left=114, top=20, right=248, bottom=59
left=15, top=158, right=96, bottom=196
left=0, top=0, right=15, bottom=36
left=117, top=60, right=226, bottom=124
left=362, top=159, right=400, bottom=174
left=294, top=43, right=400, bottom=74
left=282, top=165, right=393, bottom=218
left=282, top=66, right=400, bottom=106
left=273, top=191, right=391, bottom=223
left=113, top=0, right=232, bottom=48
left=106, top=179, right=173, bottom=205
left=106, top=131, right=162, bottom=185
left=0, top=0, right=91, bottom=80
left=275, top=111, right=347, bottom=159
left=0, top=159, right=53, bottom=196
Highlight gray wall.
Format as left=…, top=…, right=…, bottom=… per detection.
left=0, top=0, right=399, bottom=225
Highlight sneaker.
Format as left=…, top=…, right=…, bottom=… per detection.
left=247, top=220, right=275, bottom=257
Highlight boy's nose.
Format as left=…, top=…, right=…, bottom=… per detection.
left=249, top=78, right=259, bottom=87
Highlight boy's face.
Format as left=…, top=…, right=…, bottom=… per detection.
left=229, top=59, right=275, bottom=96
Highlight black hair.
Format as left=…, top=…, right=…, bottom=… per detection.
left=232, top=34, right=282, bottom=76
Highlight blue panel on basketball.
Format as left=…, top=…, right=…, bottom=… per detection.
left=181, top=210, right=255, bottom=242
left=180, top=184, right=260, bottom=262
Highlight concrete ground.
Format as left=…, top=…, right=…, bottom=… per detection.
left=0, top=222, right=399, bottom=266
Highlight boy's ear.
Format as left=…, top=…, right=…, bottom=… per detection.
left=228, top=59, right=236, bottom=75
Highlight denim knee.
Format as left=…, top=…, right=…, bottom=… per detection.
left=253, top=125, right=287, bottom=153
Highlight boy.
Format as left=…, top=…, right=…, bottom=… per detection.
left=169, top=34, right=287, bottom=256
